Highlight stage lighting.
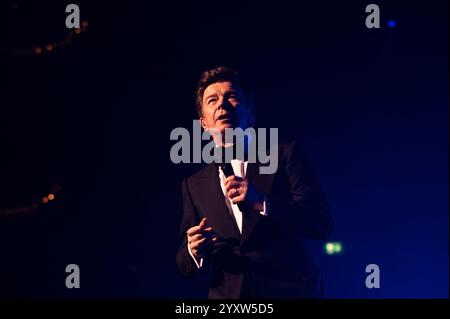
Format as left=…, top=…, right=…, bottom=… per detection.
left=324, top=242, right=343, bottom=255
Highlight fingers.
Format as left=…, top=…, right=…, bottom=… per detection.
left=225, top=180, right=241, bottom=190
left=188, top=228, right=214, bottom=242
left=189, top=233, right=203, bottom=242
left=225, top=175, right=243, bottom=182
left=224, top=176, right=244, bottom=188
left=192, top=234, right=218, bottom=248
left=227, top=187, right=241, bottom=199
left=190, top=232, right=217, bottom=243
left=187, top=219, right=217, bottom=254
left=199, top=217, right=207, bottom=229
left=231, top=194, right=245, bottom=204
left=186, top=218, right=214, bottom=248
left=186, top=218, right=208, bottom=236
left=190, top=232, right=218, bottom=258
left=224, top=178, right=247, bottom=197
left=186, top=225, right=202, bottom=236
left=191, top=237, right=207, bottom=250
left=225, top=178, right=248, bottom=203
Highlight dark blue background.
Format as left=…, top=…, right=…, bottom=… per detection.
left=0, top=0, right=447, bottom=298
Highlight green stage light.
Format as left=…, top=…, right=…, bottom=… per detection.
left=325, top=243, right=335, bottom=255
left=324, top=242, right=343, bottom=255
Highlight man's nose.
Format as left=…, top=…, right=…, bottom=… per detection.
left=217, top=96, right=233, bottom=111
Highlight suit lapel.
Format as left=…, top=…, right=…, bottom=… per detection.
left=241, top=162, right=276, bottom=244
left=193, top=164, right=241, bottom=239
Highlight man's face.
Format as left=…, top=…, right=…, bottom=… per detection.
left=200, top=81, right=251, bottom=134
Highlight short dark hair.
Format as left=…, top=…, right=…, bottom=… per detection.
left=195, top=66, right=243, bottom=117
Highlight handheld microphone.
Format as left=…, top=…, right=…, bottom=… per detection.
left=219, top=162, right=234, bottom=178
left=219, top=162, right=249, bottom=213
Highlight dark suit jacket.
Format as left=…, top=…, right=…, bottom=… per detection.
left=176, top=141, right=333, bottom=299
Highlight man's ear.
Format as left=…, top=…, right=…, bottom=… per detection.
left=200, top=116, right=208, bottom=131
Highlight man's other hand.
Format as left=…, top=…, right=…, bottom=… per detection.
left=187, top=218, right=217, bottom=259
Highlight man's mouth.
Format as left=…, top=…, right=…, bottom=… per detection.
left=217, top=113, right=232, bottom=122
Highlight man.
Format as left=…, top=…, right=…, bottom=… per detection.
left=176, top=66, right=333, bottom=298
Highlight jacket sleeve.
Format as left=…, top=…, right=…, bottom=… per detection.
left=175, top=177, right=206, bottom=277
left=266, top=141, right=334, bottom=240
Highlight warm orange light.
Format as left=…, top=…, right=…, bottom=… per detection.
left=34, top=47, right=42, bottom=54
left=46, top=44, right=54, bottom=51
left=48, top=194, right=55, bottom=201
left=74, top=28, right=81, bottom=34
left=41, top=197, right=49, bottom=204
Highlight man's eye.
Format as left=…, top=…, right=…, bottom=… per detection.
left=208, top=98, right=217, bottom=104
